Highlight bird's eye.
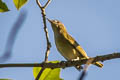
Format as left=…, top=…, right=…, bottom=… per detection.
left=53, top=20, right=59, bottom=23
left=53, top=20, right=57, bottom=22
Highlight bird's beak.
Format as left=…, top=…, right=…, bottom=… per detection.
left=47, top=18, right=52, bottom=23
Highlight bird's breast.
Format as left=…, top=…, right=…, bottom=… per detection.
left=54, top=35, right=79, bottom=60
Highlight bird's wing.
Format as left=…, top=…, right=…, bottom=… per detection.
left=65, top=33, right=89, bottom=58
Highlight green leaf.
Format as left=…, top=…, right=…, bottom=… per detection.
left=13, top=0, right=27, bottom=10
left=33, top=61, right=63, bottom=80
left=0, top=0, right=9, bottom=12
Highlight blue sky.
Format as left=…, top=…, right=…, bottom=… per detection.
left=0, top=0, right=120, bottom=80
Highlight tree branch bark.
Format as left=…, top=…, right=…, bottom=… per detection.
left=0, top=53, right=119, bottom=68
left=35, top=0, right=52, bottom=79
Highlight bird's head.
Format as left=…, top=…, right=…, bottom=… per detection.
left=47, top=18, right=67, bottom=35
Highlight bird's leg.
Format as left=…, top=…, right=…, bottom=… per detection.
left=71, top=57, right=80, bottom=61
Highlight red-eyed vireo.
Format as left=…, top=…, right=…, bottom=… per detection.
left=47, top=19, right=103, bottom=70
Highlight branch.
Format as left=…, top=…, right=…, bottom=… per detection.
left=79, top=58, right=93, bottom=80
left=43, top=0, right=51, bottom=9
left=36, top=0, right=51, bottom=63
left=36, top=0, right=52, bottom=79
left=35, top=68, right=45, bottom=80
left=0, top=53, right=120, bottom=68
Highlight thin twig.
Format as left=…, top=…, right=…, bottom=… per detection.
left=43, top=0, right=51, bottom=8
left=35, top=68, right=45, bottom=80
left=0, top=53, right=120, bottom=68
left=36, top=0, right=51, bottom=63
left=79, top=71, right=86, bottom=80
left=84, top=58, right=94, bottom=71
left=36, top=0, right=42, bottom=8
left=79, top=58, right=94, bottom=80
left=42, top=8, right=51, bottom=62
left=35, top=0, right=51, bottom=79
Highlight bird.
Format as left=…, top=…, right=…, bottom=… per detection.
left=47, top=18, right=103, bottom=70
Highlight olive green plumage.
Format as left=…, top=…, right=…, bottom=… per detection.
left=48, top=19, right=103, bottom=70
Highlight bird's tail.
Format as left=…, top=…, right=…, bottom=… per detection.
left=74, top=62, right=103, bottom=71
left=94, top=62, right=103, bottom=68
